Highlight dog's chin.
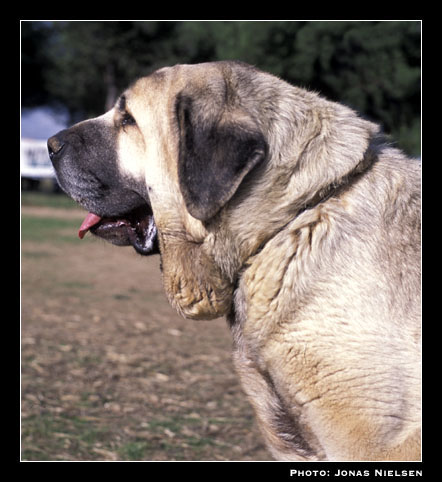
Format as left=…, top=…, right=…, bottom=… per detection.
left=80, top=204, right=160, bottom=256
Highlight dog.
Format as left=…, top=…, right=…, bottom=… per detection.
left=48, top=61, right=421, bottom=461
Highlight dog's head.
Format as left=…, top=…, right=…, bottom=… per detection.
left=48, top=61, right=378, bottom=319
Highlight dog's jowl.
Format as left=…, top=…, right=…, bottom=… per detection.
left=48, top=61, right=421, bottom=461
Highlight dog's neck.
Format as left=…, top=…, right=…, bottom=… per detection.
left=209, top=134, right=381, bottom=287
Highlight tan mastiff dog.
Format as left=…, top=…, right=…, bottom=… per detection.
left=48, top=61, right=421, bottom=461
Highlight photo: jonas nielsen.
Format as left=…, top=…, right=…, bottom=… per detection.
left=47, top=61, right=421, bottom=461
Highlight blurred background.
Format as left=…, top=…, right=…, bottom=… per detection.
left=22, top=22, right=421, bottom=141
left=21, top=21, right=421, bottom=192
left=20, top=20, right=421, bottom=462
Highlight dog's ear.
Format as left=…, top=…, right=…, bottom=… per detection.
left=175, top=93, right=267, bottom=221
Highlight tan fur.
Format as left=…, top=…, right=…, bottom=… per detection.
left=86, top=62, right=422, bottom=460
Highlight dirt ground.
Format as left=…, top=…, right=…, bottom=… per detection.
left=21, top=200, right=272, bottom=461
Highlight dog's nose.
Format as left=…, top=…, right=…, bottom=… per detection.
left=47, top=135, right=65, bottom=162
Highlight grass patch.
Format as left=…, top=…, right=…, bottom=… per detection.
left=147, top=417, right=184, bottom=433
left=118, top=441, right=153, bottom=461
left=112, top=293, right=131, bottom=300
left=62, top=281, right=93, bottom=290
left=21, top=191, right=78, bottom=209
left=22, top=250, right=53, bottom=259
left=21, top=215, right=84, bottom=243
left=185, top=436, right=216, bottom=449
left=21, top=413, right=113, bottom=461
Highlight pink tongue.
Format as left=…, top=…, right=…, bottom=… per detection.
left=78, top=213, right=102, bottom=239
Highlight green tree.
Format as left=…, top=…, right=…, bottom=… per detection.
left=43, top=21, right=182, bottom=122
left=21, top=22, right=54, bottom=107
left=291, top=22, right=421, bottom=155
left=175, top=21, right=421, bottom=155
left=21, top=21, right=420, bottom=155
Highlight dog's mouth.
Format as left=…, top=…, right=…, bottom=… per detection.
left=78, top=204, right=159, bottom=256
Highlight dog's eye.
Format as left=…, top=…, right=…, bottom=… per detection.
left=121, top=113, right=136, bottom=128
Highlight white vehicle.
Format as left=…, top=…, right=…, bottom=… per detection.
left=21, top=137, right=59, bottom=190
